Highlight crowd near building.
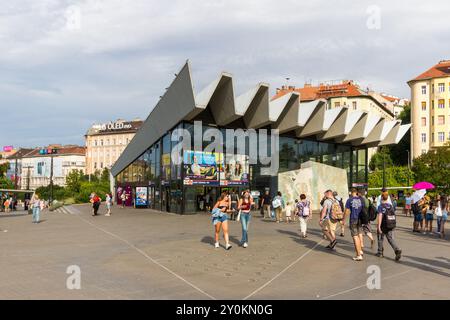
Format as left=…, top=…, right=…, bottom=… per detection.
left=85, top=119, right=143, bottom=175
left=409, top=60, right=450, bottom=159
left=110, top=62, right=410, bottom=214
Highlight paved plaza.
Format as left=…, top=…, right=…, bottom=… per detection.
left=0, top=204, right=449, bottom=300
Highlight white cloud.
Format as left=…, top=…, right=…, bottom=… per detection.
left=0, top=0, right=449, bottom=147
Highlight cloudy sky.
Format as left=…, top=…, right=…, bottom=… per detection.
left=1, top=0, right=449, bottom=148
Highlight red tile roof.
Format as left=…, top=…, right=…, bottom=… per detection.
left=22, top=146, right=86, bottom=158
left=409, top=60, right=450, bottom=83
left=272, top=81, right=365, bottom=102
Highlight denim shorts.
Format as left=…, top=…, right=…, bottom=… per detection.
left=425, top=213, right=433, bottom=221
left=414, top=213, right=423, bottom=222
left=212, top=214, right=228, bottom=225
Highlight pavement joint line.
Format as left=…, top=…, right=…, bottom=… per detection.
left=320, top=269, right=414, bottom=300
left=243, top=240, right=324, bottom=300
left=74, top=213, right=217, bottom=300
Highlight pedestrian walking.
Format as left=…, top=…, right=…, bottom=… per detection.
left=319, top=190, right=342, bottom=250
left=229, top=190, right=239, bottom=221
left=120, top=192, right=127, bottom=208
left=404, top=193, right=412, bottom=217
left=91, top=193, right=101, bottom=216
left=261, top=190, right=272, bottom=220
left=424, top=200, right=434, bottom=234
left=285, top=201, right=293, bottom=223
left=31, top=194, right=42, bottom=224
left=105, top=193, right=113, bottom=216
left=296, top=194, right=311, bottom=238
left=272, top=192, right=285, bottom=223
left=437, top=194, right=448, bottom=239
left=376, top=191, right=402, bottom=261
left=211, top=192, right=232, bottom=250
left=359, top=190, right=375, bottom=251
left=333, top=191, right=345, bottom=237
left=238, top=190, right=252, bottom=248
left=345, top=188, right=365, bottom=261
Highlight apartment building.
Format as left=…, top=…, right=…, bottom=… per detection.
left=408, top=60, right=450, bottom=159
left=85, top=119, right=143, bottom=175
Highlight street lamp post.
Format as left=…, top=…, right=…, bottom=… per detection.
left=382, top=151, right=386, bottom=189
left=406, top=150, right=411, bottom=187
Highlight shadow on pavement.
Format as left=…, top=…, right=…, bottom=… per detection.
left=382, top=255, right=450, bottom=278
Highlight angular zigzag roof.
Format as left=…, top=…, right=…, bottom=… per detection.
left=111, top=61, right=410, bottom=176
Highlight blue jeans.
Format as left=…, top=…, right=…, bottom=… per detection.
left=437, top=217, right=442, bottom=233
left=240, top=213, right=251, bottom=244
left=32, top=207, right=40, bottom=223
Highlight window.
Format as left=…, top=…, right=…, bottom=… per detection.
left=438, top=99, right=445, bottom=109
left=432, top=100, right=434, bottom=109
left=421, top=133, right=427, bottom=143
left=94, top=162, right=97, bottom=169
left=101, top=140, right=103, bottom=146
left=421, top=117, right=427, bottom=126
left=101, top=162, right=104, bottom=169
left=94, top=140, right=98, bottom=147
left=438, top=132, right=445, bottom=142
left=352, top=101, right=357, bottom=110
left=421, top=86, right=427, bottom=94
left=431, top=133, right=434, bottom=143
left=438, top=115, right=445, bottom=125
left=421, top=102, right=427, bottom=111
left=431, top=116, right=434, bottom=126
left=334, top=102, right=340, bottom=108
left=432, top=84, right=435, bottom=93
left=438, top=83, right=445, bottom=93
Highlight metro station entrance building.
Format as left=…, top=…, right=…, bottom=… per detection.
left=111, top=62, right=410, bottom=214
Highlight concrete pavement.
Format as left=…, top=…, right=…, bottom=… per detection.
left=0, top=204, right=449, bottom=300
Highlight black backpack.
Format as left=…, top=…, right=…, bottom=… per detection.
left=383, top=204, right=396, bottom=231
left=368, top=204, right=378, bottom=222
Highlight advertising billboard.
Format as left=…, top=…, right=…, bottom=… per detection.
left=135, top=187, right=148, bottom=207
left=183, top=151, right=220, bottom=186
left=219, top=154, right=249, bottom=186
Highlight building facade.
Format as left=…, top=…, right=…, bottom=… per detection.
left=7, top=146, right=86, bottom=190
left=409, top=60, right=450, bottom=159
left=85, top=119, right=143, bottom=175
left=111, top=62, right=410, bottom=214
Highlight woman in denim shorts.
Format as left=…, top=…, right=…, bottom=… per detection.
left=211, top=192, right=232, bottom=250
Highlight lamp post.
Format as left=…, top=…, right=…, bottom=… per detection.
left=382, top=151, right=386, bottom=189
left=406, top=150, right=411, bottom=187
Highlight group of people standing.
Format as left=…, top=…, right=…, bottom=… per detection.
left=89, top=192, right=113, bottom=216
left=408, top=193, right=448, bottom=238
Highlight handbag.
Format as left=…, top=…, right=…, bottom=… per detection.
left=236, top=210, right=242, bottom=222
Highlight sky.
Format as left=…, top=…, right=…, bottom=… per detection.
left=1, top=0, right=449, bottom=149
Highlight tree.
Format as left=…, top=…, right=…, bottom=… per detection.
left=0, top=162, right=9, bottom=176
left=65, top=170, right=83, bottom=194
left=100, top=168, right=110, bottom=182
left=412, top=144, right=450, bottom=194
left=389, top=103, right=411, bottom=166
left=369, top=147, right=393, bottom=171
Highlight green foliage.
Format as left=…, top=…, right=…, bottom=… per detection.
left=412, top=145, right=450, bottom=194
left=368, top=166, right=414, bottom=197
left=369, top=147, right=393, bottom=171
left=65, top=170, right=83, bottom=195
left=0, top=162, right=9, bottom=176
left=100, top=168, right=110, bottom=182
left=0, top=176, right=14, bottom=189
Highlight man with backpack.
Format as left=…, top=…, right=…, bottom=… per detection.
left=376, top=191, right=402, bottom=261
left=345, top=188, right=365, bottom=261
left=272, top=191, right=285, bottom=223
left=319, top=190, right=343, bottom=250
left=333, top=191, right=346, bottom=237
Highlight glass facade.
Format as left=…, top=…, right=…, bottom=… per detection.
left=115, top=121, right=368, bottom=214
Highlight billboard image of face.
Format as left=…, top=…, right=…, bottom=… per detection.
left=183, top=151, right=220, bottom=185
left=220, top=154, right=249, bottom=186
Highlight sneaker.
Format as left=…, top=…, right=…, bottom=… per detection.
left=395, top=249, right=402, bottom=261
left=375, top=252, right=384, bottom=258
left=330, top=240, right=337, bottom=249
left=214, top=242, right=220, bottom=249
left=225, top=244, right=232, bottom=250
left=352, top=255, right=363, bottom=261
left=359, top=251, right=364, bottom=256
left=243, top=243, right=248, bottom=248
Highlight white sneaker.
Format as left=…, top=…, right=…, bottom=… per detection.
left=243, top=243, right=248, bottom=248
left=215, top=242, right=220, bottom=248
left=225, top=243, right=232, bottom=250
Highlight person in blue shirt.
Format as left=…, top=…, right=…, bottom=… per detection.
left=344, top=188, right=365, bottom=261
